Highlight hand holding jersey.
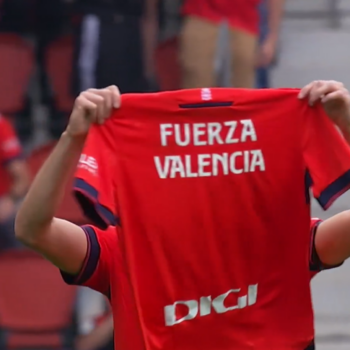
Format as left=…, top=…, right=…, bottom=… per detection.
left=68, top=81, right=350, bottom=142
left=66, top=86, right=121, bottom=138
left=299, top=80, right=350, bottom=142
left=14, top=86, right=122, bottom=275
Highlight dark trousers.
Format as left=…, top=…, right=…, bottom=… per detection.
left=255, top=66, right=270, bottom=89
left=72, top=11, right=146, bottom=95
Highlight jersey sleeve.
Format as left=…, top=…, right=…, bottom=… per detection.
left=0, top=116, right=22, bottom=163
left=303, top=104, right=350, bottom=209
left=309, top=218, right=343, bottom=277
left=73, top=122, right=118, bottom=229
left=60, top=225, right=117, bottom=296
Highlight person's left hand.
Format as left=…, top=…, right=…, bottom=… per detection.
left=298, top=80, right=350, bottom=132
left=256, top=37, right=277, bottom=68
left=0, top=196, right=16, bottom=222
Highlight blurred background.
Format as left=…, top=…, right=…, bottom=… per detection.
left=0, top=0, right=349, bottom=349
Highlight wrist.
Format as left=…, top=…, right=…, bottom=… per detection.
left=62, top=129, right=87, bottom=145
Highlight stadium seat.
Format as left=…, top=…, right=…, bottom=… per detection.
left=0, top=250, right=77, bottom=349
left=28, top=142, right=88, bottom=225
left=155, top=37, right=181, bottom=91
left=0, top=33, right=34, bottom=114
left=46, top=35, right=75, bottom=114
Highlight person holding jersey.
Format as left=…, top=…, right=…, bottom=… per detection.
left=14, top=80, right=350, bottom=350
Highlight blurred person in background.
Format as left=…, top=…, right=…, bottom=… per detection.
left=256, top=0, right=280, bottom=88
left=0, top=115, right=30, bottom=251
left=71, top=0, right=158, bottom=95
left=155, top=0, right=183, bottom=90
left=158, top=0, right=182, bottom=43
left=180, top=0, right=284, bottom=89
left=75, top=288, right=114, bottom=350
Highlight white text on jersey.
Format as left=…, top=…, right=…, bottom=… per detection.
left=154, top=151, right=265, bottom=178
left=160, top=120, right=256, bottom=147
left=155, top=120, right=265, bottom=179
left=164, top=284, right=258, bottom=326
left=78, top=155, right=98, bottom=175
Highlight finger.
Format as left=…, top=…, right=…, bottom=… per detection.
left=83, top=91, right=105, bottom=123
left=88, top=87, right=119, bottom=121
left=107, top=85, right=121, bottom=108
left=309, top=81, right=344, bottom=105
left=308, top=81, right=326, bottom=106
left=75, top=95, right=98, bottom=121
left=321, top=88, right=349, bottom=104
left=97, top=88, right=113, bottom=122
left=102, top=88, right=113, bottom=112
left=298, top=82, right=314, bottom=99
left=76, top=93, right=100, bottom=112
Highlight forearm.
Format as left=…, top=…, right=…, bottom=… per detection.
left=16, top=132, right=85, bottom=240
left=267, top=0, right=284, bottom=42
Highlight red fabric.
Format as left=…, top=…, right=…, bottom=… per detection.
left=183, top=0, right=260, bottom=34
left=75, top=226, right=117, bottom=296
left=72, top=88, right=350, bottom=349
left=0, top=115, right=22, bottom=196
left=74, top=123, right=118, bottom=227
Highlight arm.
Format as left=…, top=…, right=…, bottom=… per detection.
left=299, top=80, right=350, bottom=266
left=15, top=86, right=120, bottom=275
left=266, top=0, right=285, bottom=44
left=299, top=80, right=350, bottom=143
left=142, top=0, right=158, bottom=83
left=315, top=211, right=350, bottom=266
left=15, top=131, right=88, bottom=274
left=257, top=0, right=284, bottom=67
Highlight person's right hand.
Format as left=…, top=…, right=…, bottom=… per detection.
left=66, top=85, right=121, bottom=138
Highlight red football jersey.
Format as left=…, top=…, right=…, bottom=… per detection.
left=60, top=220, right=338, bottom=348
left=72, top=88, right=350, bottom=350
